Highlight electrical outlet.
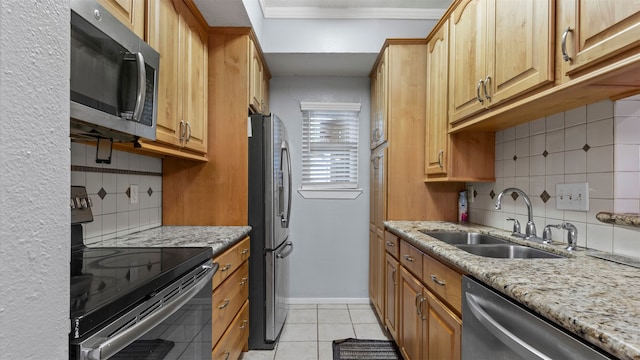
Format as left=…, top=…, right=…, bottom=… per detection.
left=130, top=185, right=139, bottom=204
left=556, top=182, right=589, bottom=211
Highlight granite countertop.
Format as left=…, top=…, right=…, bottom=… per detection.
left=385, top=220, right=640, bottom=360
left=97, top=226, right=252, bottom=258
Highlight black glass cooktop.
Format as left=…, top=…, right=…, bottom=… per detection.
left=70, top=246, right=213, bottom=339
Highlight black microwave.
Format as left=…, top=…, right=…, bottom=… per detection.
left=70, top=0, right=159, bottom=142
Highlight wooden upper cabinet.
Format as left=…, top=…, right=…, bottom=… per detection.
left=147, top=0, right=207, bottom=154
left=98, top=0, right=145, bottom=38
left=370, top=49, right=388, bottom=149
left=561, top=1, right=640, bottom=76
left=426, top=21, right=450, bottom=176
left=449, top=0, right=553, bottom=125
left=249, top=39, right=270, bottom=114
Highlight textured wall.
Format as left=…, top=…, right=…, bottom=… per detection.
left=269, top=76, right=371, bottom=302
left=0, top=0, right=70, bottom=358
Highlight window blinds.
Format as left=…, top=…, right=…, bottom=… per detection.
left=300, top=102, right=361, bottom=189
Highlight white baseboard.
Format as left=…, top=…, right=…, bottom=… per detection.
left=288, top=297, right=370, bottom=305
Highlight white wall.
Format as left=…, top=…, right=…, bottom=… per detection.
left=0, top=0, right=70, bottom=358
left=469, top=98, right=640, bottom=257
left=270, top=76, right=371, bottom=302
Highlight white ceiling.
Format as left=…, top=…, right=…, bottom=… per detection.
left=260, top=0, right=451, bottom=19
left=194, top=0, right=452, bottom=76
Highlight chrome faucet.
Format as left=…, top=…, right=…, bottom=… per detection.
left=495, top=188, right=537, bottom=240
left=542, top=222, right=578, bottom=251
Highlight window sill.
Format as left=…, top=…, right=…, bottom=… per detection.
left=298, top=189, right=363, bottom=200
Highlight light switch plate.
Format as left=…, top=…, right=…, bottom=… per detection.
left=556, top=182, right=589, bottom=211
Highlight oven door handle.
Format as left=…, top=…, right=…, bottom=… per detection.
left=466, top=292, right=551, bottom=360
left=86, top=262, right=215, bottom=360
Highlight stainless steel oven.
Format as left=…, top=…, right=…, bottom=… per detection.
left=69, top=187, right=215, bottom=360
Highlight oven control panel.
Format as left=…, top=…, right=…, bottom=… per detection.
left=71, top=186, right=93, bottom=225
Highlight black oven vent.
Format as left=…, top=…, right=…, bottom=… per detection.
left=181, top=276, right=195, bottom=289
left=107, top=317, right=137, bottom=339
left=139, top=299, right=162, bottom=321
left=163, top=286, right=181, bottom=303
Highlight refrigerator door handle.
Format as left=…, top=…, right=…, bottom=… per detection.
left=276, top=241, right=294, bottom=259
left=280, top=141, right=292, bottom=228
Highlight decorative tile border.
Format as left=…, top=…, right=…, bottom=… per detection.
left=71, top=165, right=161, bottom=177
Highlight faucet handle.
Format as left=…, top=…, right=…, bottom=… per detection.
left=506, top=218, right=522, bottom=236
left=542, top=224, right=562, bottom=243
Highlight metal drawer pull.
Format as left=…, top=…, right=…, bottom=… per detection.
left=240, top=277, right=248, bottom=286
left=241, top=248, right=249, bottom=255
left=386, top=241, right=395, bottom=247
left=392, top=268, right=397, bottom=286
left=561, top=26, right=573, bottom=62
left=431, top=274, right=446, bottom=286
left=239, top=320, right=248, bottom=329
left=404, top=255, right=415, bottom=262
left=220, top=264, right=232, bottom=272
left=218, top=299, right=230, bottom=309
left=415, top=293, right=422, bottom=315
left=438, top=150, right=444, bottom=169
left=224, top=351, right=230, bottom=360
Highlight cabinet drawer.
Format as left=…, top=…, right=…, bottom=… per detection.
left=399, top=240, right=423, bottom=277
left=213, top=237, right=250, bottom=290
left=212, top=261, right=249, bottom=346
left=384, top=231, right=399, bottom=259
left=423, top=253, right=462, bottom=314
left=212, top=300, right=249, bottom=360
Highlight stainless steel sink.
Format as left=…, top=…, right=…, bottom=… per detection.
left=420, top=231, right=510, bottom=245
left=455, top=244, right=563, bottom=259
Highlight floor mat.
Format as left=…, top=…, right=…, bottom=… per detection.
left=333, top=338, right=403, bottom=360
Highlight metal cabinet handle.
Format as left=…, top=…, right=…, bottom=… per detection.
left=430, top=274, right=446, bottom=286
left=218, top=299, right=230, bottom=309
left=220, top=264, right=232, bottom=272
left=372, top=155, right=381, bottom=170
left=561, top=26, right=573, bottom=62
left=415, top=293, right=422, bottom=315
left=239, top=320, right=248, bottom=330
left=476, top=80, right=484, bottom=103
left=240, top=277, right=248, bottom=286
left=372, top=128, right=381, bottom=142
left=437, top=150, right=444, bottom=169
left=385, top=241, right=395, bottom=247
left=483, top=75, right=492, bottom=100
left=392, top=267, right=397, bottom=285
left=185, top=121, right=192, bottom=142
left=419, top=296, right=427, bottom=320
left=241, top=248, right=249, bottom=255
left=404, top=255, right=415, bottom=263
left=224, top=351, right=230, bottom=360
left=179, top=120, right=186, bottom=141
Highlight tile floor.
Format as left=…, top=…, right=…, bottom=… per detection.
left=239, top=303, right=392, bottom=360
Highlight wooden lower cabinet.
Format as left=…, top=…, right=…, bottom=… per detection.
left=212, top=301, right=249, bottom=360
left=397, top=241, right=462, bottom=360
left=385, top=252, right=399, bottom=342
left=211, top=237, right=250, bottom=359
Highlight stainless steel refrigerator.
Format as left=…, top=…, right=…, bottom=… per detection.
left=248, top=113, right=293, bottom=350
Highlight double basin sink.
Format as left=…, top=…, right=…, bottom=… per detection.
left=419, top=231, right=563, bottom=259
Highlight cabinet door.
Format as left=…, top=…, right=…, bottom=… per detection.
left=250, top=40, right=264, bottom=113
left=98, top=0, right=145, bottom=38
left=399, top=267, right=424, bottom=360
left=368, top=227, right=378, bottom=307
left=180, top=3, right=207, bottom=153
left=372, top=145, right=387, bottom=234
left=385, top=253, right=399, bottom=342
left=374, top=232, right=385, bottom=320
left=426, top=21, right=449, bottom=176
left=424, top=290, right=461, bottom=360
left=147, top=0, right=182, bottom=147
left=565, top=1, right=640, bottom=75
left=486, top=0, right=553, bottom=104
left=371, top=50, right=388, bottom=148
left=449, top=0, right=487, bottom=123
left=370, top=70, right=378, bottom=149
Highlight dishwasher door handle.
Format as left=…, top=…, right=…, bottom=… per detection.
left=466, top=293, right=551, bottom=360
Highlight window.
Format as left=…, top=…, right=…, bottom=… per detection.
left=299, top=102, right=362, bottom=199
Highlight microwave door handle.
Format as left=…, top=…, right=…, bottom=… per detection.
left=131, top=52, right=146, bottom=122
left=85, top=264, right=214, bottom=360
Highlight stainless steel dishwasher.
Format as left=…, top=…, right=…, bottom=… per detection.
left=462, top=276, right=614, bottom=360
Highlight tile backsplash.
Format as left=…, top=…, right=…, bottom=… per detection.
left=71, top=142, right=162, bottom=244
left=469, top=97, right=640, bottom=257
